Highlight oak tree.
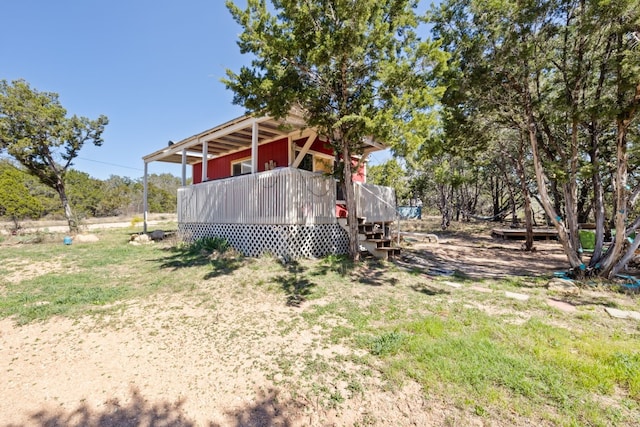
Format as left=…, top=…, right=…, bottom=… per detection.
left=0, top=80, right=108, bottom=233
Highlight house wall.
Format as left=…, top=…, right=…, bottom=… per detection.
left=193, top=137, right=289, bottom=183
left=191, top=136, right=367, bottom=184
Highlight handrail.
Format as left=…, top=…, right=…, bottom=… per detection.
left=355, top=182, right=397, bottom=213
left=355, top=182, right=401, bottom=244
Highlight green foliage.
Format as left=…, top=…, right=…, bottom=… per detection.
left=65, top=169, right=104, bottom=218
left=225, top=0, right=445, bottom=155
left=0, top=162, right=43, bottom=227
left=0, top=168, right=180, bottom=222
left=369, top=331, right=405, bottom=356
left=183, top=236, right=231, bottom=255
left=368, top=159, right=411, bottom=203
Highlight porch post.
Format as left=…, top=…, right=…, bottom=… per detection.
left=251, top=120, right=259, bottom=174
left=201, top=139, right=208, bottom=182
left=143, top=161, right=148, bottom=234
left=181, top=149, right=187, bottom=186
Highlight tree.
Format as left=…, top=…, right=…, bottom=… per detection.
left=431, top=0, right=640, bottom=278
left=66, top=170, right=104, bottom=219
left=368, top=159, right=411, bottom=204
left=224, top=0, right=445, bottom=260
left=0, top=79, right=108, bottom=233
left=0, top=161, right=43, bottom=230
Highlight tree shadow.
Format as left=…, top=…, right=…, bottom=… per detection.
left=410, top=283, right=451, bottom=296
left=223, top=388, right=304, bottom=427
left=7, top=388, right=199, bottom=427
left=353, top=261, right=397, bottom=287
left=154, top=245, right=245, bottom=279
left=310, top=254, right=354, bottom=277
left=274, top=261, right=317, bottom=307
left=156, top=246, right=212, bottom=269
left=6, top=387, right=306, bottom=427
left=310, top=254, right=396, bottom=287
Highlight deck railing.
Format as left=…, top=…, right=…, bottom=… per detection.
left=177, top=167, right=398, bottom=226
left=178, top=168, right=337, bottom=225
left=354, top=182, right=397, bottom=223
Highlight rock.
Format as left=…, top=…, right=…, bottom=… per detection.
left=129, top=234, right=152, bottom=245
left=75, top=234, right=99, bottom=243
left=546, top=298, right=577, bottom=313
left=505, top=291, right=529, bottom=301
left=546, top=278, right=580, bottom=296
left=605, top=307, right=640, bottom=321
left=442, top=281, right=462, bottom=289
left=149, top=230, right=165, bottom=241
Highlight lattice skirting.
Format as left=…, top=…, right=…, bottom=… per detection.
left=178, top=223, right=349, bottom=259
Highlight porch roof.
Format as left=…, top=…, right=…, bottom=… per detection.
left=142, top=110, right=387, bottom=165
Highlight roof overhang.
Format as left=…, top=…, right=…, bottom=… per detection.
left=143, top=110, right=387, bottom=165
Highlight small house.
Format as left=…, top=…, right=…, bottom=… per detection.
left=142, top=110, right=398, bottom=259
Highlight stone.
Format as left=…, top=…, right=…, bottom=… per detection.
left=442, top=281, right=462, bottom=289
left=546, top=298, right=577, bottom=313
left=605, top=307, right=640, bottom=321
left=149, top=230, right=165, bottom=241
left=129, top=234, right=152, bottom=245
left=546, top=278, right=580, bottom=296
left=505, top=291, right=529, bottom=301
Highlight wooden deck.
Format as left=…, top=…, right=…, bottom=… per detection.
left=491, top=228, right=558, bottom=240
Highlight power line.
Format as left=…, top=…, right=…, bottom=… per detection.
left=76, top=157, right=144, bottom=171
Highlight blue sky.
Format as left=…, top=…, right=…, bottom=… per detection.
left=1, top=0, right=416, bottom=180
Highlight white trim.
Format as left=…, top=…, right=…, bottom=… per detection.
left=291, top=131, right=317, bottom=168
left=231, top=157, right=253, bottom=176
left=181, top=149, right=187, bottom=186
left=251, top=120, right=259, bottom=174
left=201, top=139, right=208, bottom=182
left=143, top=162, right=148, bottom=233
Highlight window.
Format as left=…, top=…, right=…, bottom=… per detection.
left=231, top=159, right=252, bottom=176
left=295, top=151, right=314, bottom=172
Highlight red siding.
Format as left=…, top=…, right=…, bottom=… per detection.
left=193, top=137, right=289, bottom=184
left=293, top=136, right=333, bottom=156
left=192, top=136, right=367, bottom=184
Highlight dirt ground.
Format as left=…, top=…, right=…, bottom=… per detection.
left=0, top=221, right=635, bottom=426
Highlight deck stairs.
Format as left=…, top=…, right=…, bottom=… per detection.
left=339, top=217, right=401, bottom=260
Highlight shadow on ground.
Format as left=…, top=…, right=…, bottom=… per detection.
left=274, top=261, right=317, bottom=306
left=155, top=246, right=245, bottom=279
left=7, top=388, right=195, bottom=427
left=7, top=387, right=302, bottom=427
left=310, top=254, right=397, bottom=287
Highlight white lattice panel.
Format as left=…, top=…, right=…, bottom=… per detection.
left=178, top=223, right=349, bottom=259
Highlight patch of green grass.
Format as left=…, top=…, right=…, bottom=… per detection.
left=367, top=311, right=639, bottom=426
left=0, top=277, right=128, bottom=324
left=0, top=231, right=210, bottom=323
left=369, top=331, right=405, bottom=355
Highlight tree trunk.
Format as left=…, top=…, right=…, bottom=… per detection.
left=342, top=142, right=360, bottom=261
left=600, top=119, right=630, bottom=277
left=55, top=180, right=78, bottom=234
left=589, top=126, right=606, bottom=266
left=516, top=147, right=534, bottom=250
left=526, top=105, right=582, bottom=269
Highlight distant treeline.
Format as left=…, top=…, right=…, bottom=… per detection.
left=0, top=160, right=183, bottom=224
